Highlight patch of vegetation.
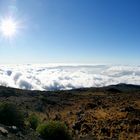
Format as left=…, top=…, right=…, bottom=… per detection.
left=39, top=95, right=57, bottom=105
left=0, top=89, right=17, bottom=97
left=28, top=113, right=40, bottom=130
left=36, top=121, right=72, bottom=140
left=0, top=103, right=24, bottom=127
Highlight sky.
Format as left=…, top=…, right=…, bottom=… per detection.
left=0, top=0, right=140, bottom=64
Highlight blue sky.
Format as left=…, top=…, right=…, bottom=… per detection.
left=0, top=0, right=140, bottom=64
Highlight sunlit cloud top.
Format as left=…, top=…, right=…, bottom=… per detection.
left=0, top=64, right=140, bottom=91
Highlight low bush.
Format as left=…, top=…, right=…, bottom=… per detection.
left=36, top=121, right=72, bottom=140
left=28, top=113, right=40, bottom=129
left=0, top=103, right=24, bottom=127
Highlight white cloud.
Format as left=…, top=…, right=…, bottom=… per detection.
left=0, top=64, right=139, bottom=91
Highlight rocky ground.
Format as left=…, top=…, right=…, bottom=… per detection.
left=0, top=84, right=140, bottom=140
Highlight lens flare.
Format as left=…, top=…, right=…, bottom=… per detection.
left=0, top=17, right=18, bottom=39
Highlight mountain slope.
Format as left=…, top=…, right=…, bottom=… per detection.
left=0, top=84, right=140, bottom=140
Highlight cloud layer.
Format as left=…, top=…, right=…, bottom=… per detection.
left=0, top=64, right=140, bottom=91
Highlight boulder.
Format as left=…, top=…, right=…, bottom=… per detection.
left=0, top=126, right=8, bottom=136
left=8, top=126, right=19, bottom=133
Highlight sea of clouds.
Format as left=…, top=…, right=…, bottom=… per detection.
left=0, top=64, right=140, bottom=91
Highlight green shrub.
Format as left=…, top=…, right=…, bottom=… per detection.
left=0, top=103, right=24, bottom=127
left=36, top=121, right=72, bottom=140
left=28, top=113, right=40, bottom=129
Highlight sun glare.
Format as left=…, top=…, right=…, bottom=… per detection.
left=0, top=17, right=18, bottom=38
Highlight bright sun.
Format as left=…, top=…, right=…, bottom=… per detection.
left=0, top=18, right=17, bottom=38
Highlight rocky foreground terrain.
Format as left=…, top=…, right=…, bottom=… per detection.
left=0, top=84, right=140, bottom=140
